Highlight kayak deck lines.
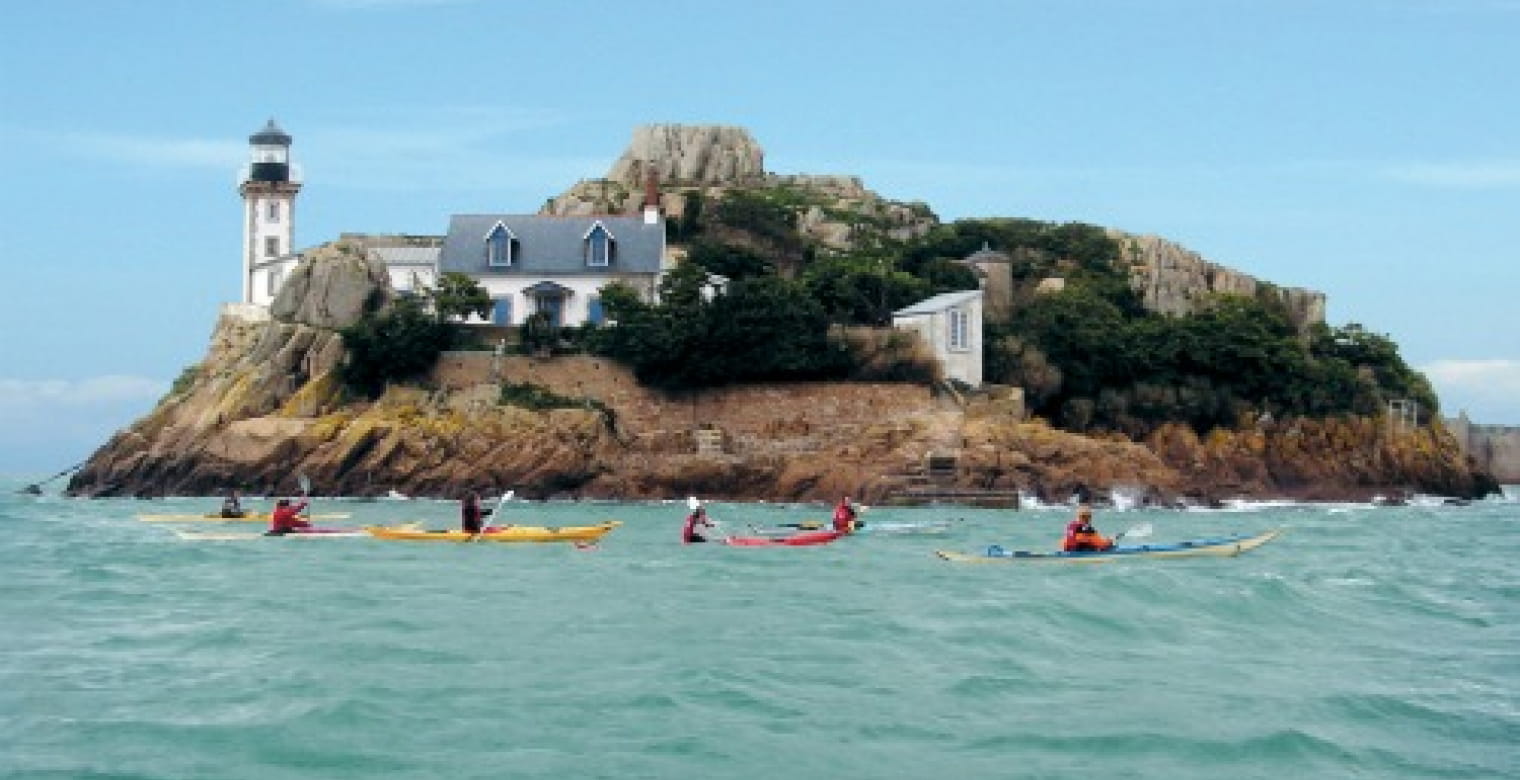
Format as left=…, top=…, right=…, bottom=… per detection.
left=363, top=521, right=622, bottom=543
left=936, top=528, right=1283, bottom=563
left=138, top=512, right=352, bottom=523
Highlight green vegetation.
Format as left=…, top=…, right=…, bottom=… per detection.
left=339, top=296, right=458, bottom=398
left=428, top=271, right=492, bottom=322
left=590, top=263, right=851, bottom=391
left=168, top=365, right=200, bottom=397
left=992, top=289, right=1437, bottom=435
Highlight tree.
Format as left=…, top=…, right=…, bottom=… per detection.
left=339, top=296, right=457, bottom=397
left=428, top=271, right=492, bottom=322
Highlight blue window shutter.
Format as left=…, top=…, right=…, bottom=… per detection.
left=588, top=297, right=603, bottom=325
left=493, top=298, right=512, bottom=325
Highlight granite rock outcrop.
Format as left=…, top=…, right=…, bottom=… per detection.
left=1112, top=230, right=1327, bottom=334
left=543, top=124, right=938, bottom=252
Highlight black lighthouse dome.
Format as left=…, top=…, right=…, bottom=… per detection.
left=247, top=119, right=293, bottom=182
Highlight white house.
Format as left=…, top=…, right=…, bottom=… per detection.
left=239, top=120, right=302, bottom=307
left=893, top=289, right=984, bottom=387
left=436, top=207, right=667, bottom=327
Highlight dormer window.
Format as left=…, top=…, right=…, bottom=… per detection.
left=485, top=221, right=515, bottom=267
left=584, top=222, right=614, bottom=267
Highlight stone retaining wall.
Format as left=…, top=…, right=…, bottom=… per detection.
left=432, top=353, right=937, bottom=455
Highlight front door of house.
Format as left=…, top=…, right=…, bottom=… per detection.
left=535, top=294, right=564, bottom=327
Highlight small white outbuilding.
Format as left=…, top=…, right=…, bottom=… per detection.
left=892, top=289, right=983, bottom=388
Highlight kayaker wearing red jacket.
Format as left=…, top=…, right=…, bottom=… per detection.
left=267, top=495, right=311, bottom=535
left=1063, top=505, right=1112, bottom=551
left=832, top=497, right=859, bottom=534
left=682, top=506, right=714, bottom=544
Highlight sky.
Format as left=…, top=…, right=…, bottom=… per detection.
left=2, top=0, right=1517, bottom=474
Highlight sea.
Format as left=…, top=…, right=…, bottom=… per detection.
left=2, top=478, right=1516, bottom=780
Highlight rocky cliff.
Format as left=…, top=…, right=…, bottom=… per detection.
left=68, top=243, right=1490, bottom=502
left=1112, top=230, right=1327, bottom=334
left=543, top=124, right=938, bottom=252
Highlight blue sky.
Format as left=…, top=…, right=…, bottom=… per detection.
left=2, top=0, right=1517, bottom=474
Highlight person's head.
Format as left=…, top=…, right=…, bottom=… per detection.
left=695, top=506, right=706, bottom=516
left=276, top=498, right=290, bottom=508
left=1077, top=504, right=1093, bottom=521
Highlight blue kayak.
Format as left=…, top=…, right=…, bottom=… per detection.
left=936, top=528, right=1283, bottom=563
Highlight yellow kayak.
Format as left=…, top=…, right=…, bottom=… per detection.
left=137, top=512, right=352, bottom=522
left=363, top=521, right=621, bottom=543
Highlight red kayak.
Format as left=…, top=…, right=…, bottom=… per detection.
left=724, top=530, right=845, bottom=547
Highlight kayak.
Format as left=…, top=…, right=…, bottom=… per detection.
left=171, top=527, right=365, bottom=540
left=363, top=521, right=621, bottom=543
left=724, top=529, right=845, bottom=547
left=780, top=519, right=956, bottom=536
left=137, top=512, right=351, bottom=523
left=936, top=528, right=1283, bottom=563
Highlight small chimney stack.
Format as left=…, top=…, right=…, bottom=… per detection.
left=642, top=165, right=660, bottom=225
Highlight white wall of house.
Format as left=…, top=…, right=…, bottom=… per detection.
left=473, top=276, right=620, bottom=326
left=388, top=266, right=437, bottom=295
left=248, top=255, right=301, bottom=308
left=893, top=292, right=983, bottom=387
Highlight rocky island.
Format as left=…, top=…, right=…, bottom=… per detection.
left=66, top=125, right=1497, bottom=504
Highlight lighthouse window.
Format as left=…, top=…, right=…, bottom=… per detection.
left=267, top=201, right=280, bottom=222
left=265, top=236, right=280, bottom=257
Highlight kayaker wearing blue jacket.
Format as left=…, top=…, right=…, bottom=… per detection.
left=1063, top=505, right=1113, bottom=551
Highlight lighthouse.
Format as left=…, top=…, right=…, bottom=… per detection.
left=239, top=119, right=302, bottom=306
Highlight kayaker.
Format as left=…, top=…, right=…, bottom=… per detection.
left=266, top=495, right=311, bottom=536
left=832, top=496, right=859, bottom=534
left=219, top=489, right=245, bottom=518
left=682, top=505, right=715, bottom=544
left=1062, top=505, right=1113, bottom=551
left=461, top=491, right=494, bottom=534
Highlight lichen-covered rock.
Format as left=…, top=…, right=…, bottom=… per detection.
left=607, top=124, right=766, bottom=187
left=269, top=239, right=391, bottom=329
left=1113, top=230, right=1326, bottom=335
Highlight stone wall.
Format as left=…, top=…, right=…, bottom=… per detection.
left=431, top=353, right=937, bottom=456
left=1446, top=414, right=1520, bottom=483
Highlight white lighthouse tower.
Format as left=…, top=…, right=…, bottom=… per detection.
left=239, top=119, right=302, bottom=306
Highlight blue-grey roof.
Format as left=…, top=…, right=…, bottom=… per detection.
left=893, top=289, right=982, bottom=316
left=369, top=246, right=439, bottom=266
left=439, top=214, right=664, bottom=276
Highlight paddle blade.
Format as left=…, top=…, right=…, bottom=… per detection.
left=687, top=496, right=701, bottom=511
left=297, top=473, right=312, bottom=494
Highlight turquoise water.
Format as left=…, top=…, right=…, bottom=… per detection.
left=2, top=481, right=1516, bottom=779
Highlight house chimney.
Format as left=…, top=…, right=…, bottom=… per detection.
left=642, top=165, right=660, bottom=225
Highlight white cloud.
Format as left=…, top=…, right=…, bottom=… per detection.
left=1384, top=161, right=1520, bottom=189
left=0, top=375, right=167, bottom=408
left=9, top=106, right=593, bottom=193
left=1421, top=359, right=1520, bottom=423
left=52, top=131, right=244, bottom=170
